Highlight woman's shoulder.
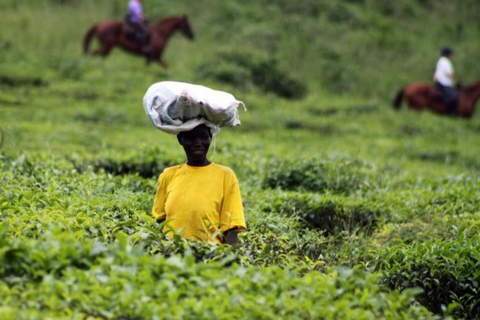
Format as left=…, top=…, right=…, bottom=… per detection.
left=211, top=162, right=234, bottom=172
left=211, top=163, right=238, bottom=180
left=160, top=163, right=185, bottom=177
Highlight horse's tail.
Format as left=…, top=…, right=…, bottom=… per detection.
left=83, top=24, right=97, bottom=54
left=393, top=87, right=404, bottom=110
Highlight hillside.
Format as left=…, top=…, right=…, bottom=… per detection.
left=1, top=0, right=480, bottom=319
left=1, top=0, right=480, bottom=98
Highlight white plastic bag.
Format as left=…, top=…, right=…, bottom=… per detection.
left=143, top=81, right=246, bottom=135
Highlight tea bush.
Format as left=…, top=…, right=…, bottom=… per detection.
left=0, top=75, right=48, bottom=87
left=0, top=155, right=155, bottom=241
left=196, top=50, right=307, bottom=99
left=2, top=0, right=480, bottom=318
left=262, top=158, right=377, bottom=194
left=261, top=191, right=381, bottom=235
left=371, top=175, right=480, bottom=246
left=234, top=214, right=329, bottom=268
left=0, top=156, right=326, bottom=270
left=370, top=235, right=480, bottom=319
left=71, top=146, right=181, bottom=178
left=0, top=227, right=439, bottom=319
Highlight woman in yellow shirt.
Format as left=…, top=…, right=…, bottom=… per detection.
left=152, top=124, right=246, bottom=245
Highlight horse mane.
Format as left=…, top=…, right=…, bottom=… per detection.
left=156, top=15, right=185, bottom=27
left=464, top=79, right=480, bottom=93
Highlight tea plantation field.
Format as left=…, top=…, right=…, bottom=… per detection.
left=1, top=0, right=480, bottom=319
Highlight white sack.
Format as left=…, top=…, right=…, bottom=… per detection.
left=143, top=81, right=245, bottom=135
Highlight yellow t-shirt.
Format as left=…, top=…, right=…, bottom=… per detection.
left=152, top=162, right=246, bottom=244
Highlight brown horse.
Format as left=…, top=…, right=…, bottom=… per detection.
left=83, top=15, right=194, bottom=68
left=393, top=80, right=480, bottom=118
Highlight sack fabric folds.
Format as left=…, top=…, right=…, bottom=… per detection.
left=143, top=81, right=245, bottom=135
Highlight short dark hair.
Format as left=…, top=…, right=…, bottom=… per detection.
left=177, top=124, right=212, bottom=139
left=441, top=46, right=453, bottom=56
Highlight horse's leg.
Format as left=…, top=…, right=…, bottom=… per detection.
left=146, top=56, right=167, bottom=68
left=158, top=59, right=168, bottom=68
left=407, top=97, right=424, bottom=111
left=94, top=31, right=120, bottom=56
left=149, top=47, right=168, bottom=68
left=95, top=43, right=114, bottom=56
left=156, top=51, right=168, bottom=68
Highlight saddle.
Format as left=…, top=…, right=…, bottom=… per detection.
left=430, top=84, right=459, bottom=115
left=124, top=15, right=150, bottom=44
left=430, top=87, right=444, bottom=102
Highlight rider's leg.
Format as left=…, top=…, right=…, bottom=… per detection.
left=140, top=24, right=151, bottom=55
left=444, top=87, right=457, bottom=116
left=129, top=23, right=150, bottom=55
left=436, top=82, right=455, bottom=115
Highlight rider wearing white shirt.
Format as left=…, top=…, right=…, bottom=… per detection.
left=434, top=47, right=457, bottom=115
left=434, top=56, right=454, bottom=87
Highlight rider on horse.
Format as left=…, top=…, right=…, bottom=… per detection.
left=126, top=0, right=151, bottom=54
left=434, top=46, right=458, bottom=115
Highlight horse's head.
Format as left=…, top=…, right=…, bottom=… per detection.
left=153, top=15, right=194, bottom=40
left=179, top=15, right=194, bottom=40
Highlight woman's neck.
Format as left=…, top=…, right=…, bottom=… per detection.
left=187, top=158, right=211, bottom=167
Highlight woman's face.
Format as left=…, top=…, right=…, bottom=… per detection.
left=178, top=125, right=212, bottom=164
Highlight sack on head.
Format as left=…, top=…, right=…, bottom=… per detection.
left=143, top=81, right=246, bottom=135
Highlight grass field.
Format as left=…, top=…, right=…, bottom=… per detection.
left=1, top=0, right=480, bottom=319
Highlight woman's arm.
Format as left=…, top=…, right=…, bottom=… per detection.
left=224, top=227, right=239, bottom=246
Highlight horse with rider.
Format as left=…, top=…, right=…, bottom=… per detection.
left=433, top=47, right=458, bottom=116
left=124, top=0, right=151, bottom=55
left=393, top=47, right=480, bottom=118
left=83, top=0, right=194, bottom=67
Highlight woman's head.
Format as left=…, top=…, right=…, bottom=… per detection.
left=177, top=124, right=212, bottom=166
left=441, top=46, right=453, bottom=57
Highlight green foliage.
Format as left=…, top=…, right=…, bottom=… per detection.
left=0, top=75, right=47, bottom=87
left=275, top=0, right=324, bottom=17
left=2, top=0, right=480, bottom=318
left=0, top=225, right=438, bottom=319
left=262, top=192, right=381, bottom=235
left=370, top=235, right=480, bottom=319
left=252, top=59, right=307, bottom=99
left=48, top=58, right=86, bottom=80
left=319, top=47, right=359, bottom=93
left=71, top=147, right=181, bottom=178
left=197, top=49, right=307, bottom=99
left=263, top=158, right=375, bottom=194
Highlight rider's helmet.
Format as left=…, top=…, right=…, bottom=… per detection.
left=441, top=46, right=453, bottom=57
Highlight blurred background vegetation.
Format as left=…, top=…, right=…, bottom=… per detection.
left=1, top=0, right=479, bottom=160
left=1, top=0, right=479, bottom=99
left=1, top=0, right=480, bottom=318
